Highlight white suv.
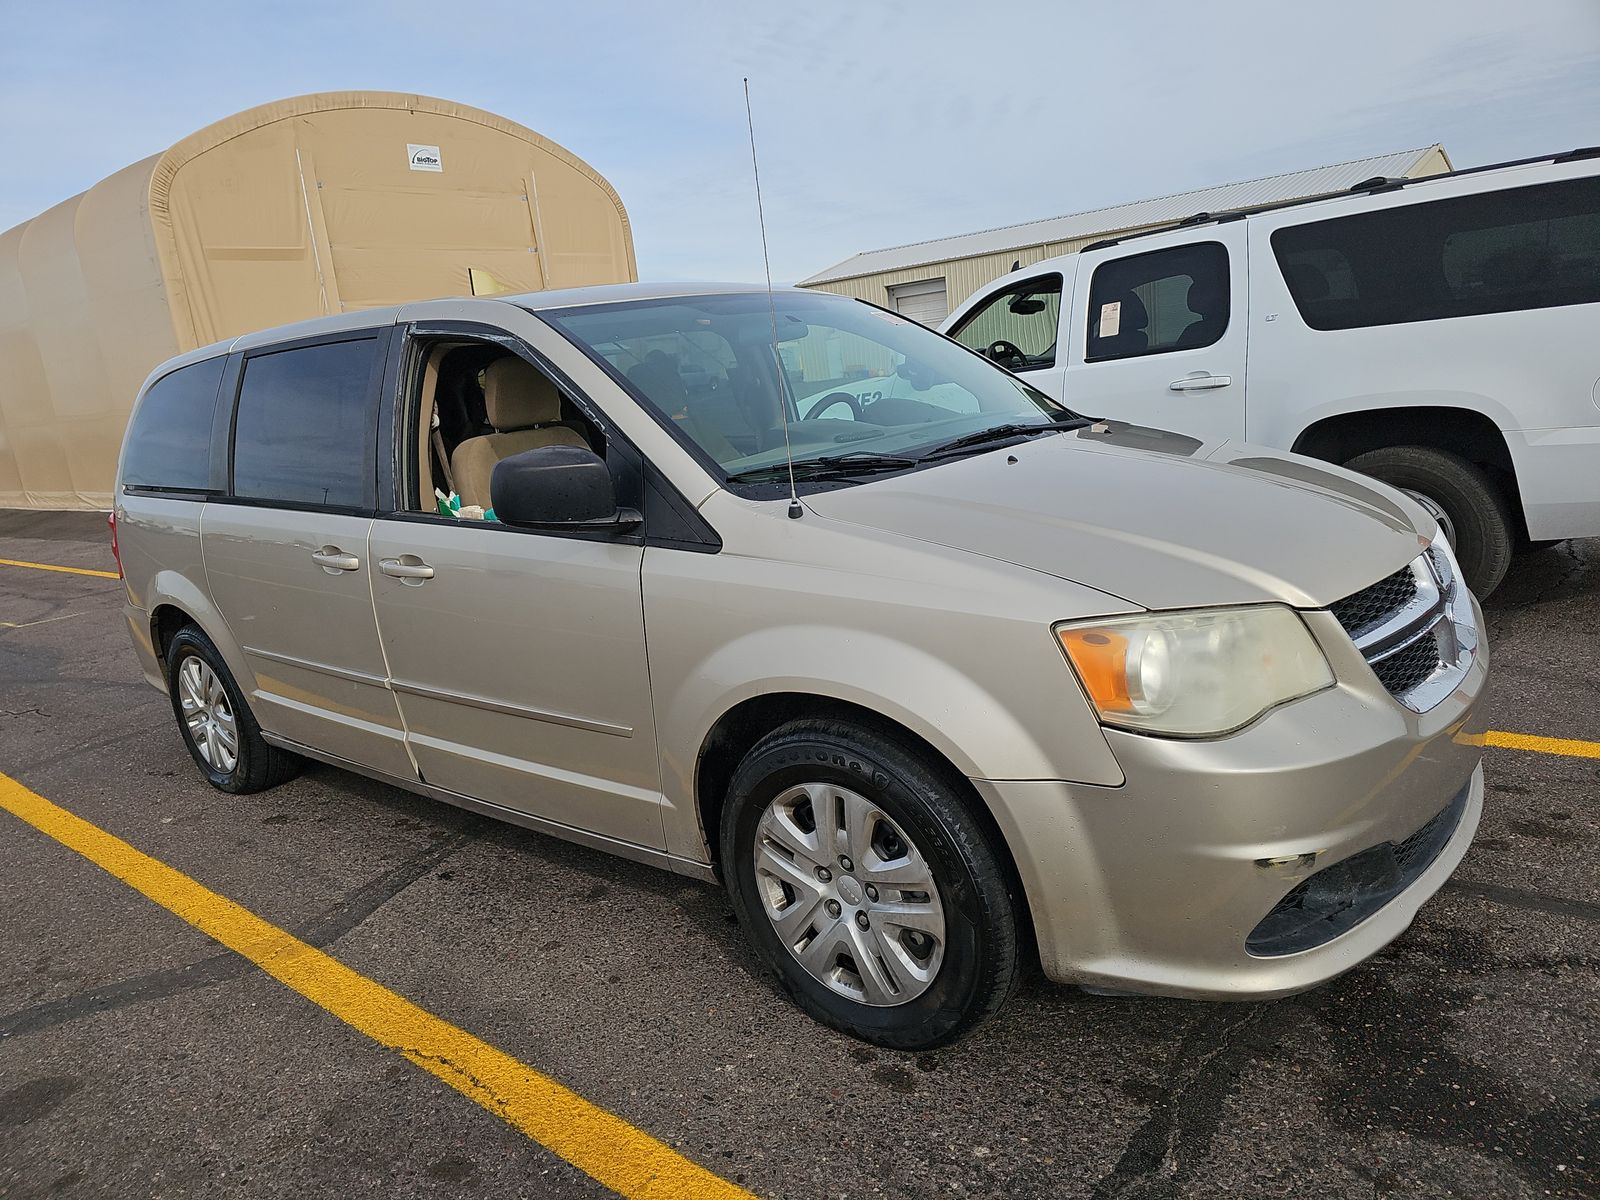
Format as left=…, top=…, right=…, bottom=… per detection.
left=941, top=147, right=1600, bottom=595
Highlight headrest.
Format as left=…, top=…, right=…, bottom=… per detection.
left=1283, top=262, right=1330, bottom=301
left=626, top=351, right=689, bottom=406
left=1186, top=277, right=1226, bottom=315
left=483, top=357, right=562, bottom=430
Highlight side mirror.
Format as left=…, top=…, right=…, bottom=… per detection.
left=490, top=446, right=641, bottom=532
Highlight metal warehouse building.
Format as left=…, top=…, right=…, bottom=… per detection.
left=799, top=145, right=1452, bottom=324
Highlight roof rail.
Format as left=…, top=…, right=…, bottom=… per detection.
left=1349, top=176, right=1408, bottom=194
left=1051, top=146, right=1597, bottom=260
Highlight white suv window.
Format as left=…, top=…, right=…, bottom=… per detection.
left=1273, top=176, right=1600, bottom=330
left=949, top=275, right=1063, bottom=370
left=1085, top=242, right=1230, bottom=362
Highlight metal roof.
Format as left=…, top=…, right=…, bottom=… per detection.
left=800, top=146, right=1446, bottom=286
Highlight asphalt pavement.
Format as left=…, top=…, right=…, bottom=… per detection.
left=0, top=510, right=1594, bottom=1200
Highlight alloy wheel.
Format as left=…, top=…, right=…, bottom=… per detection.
left=752, top=782, right=946, bottom=1006
left=1403, top=487, right=1457, bottom=548
left=179, top=655, right=238, bottom=773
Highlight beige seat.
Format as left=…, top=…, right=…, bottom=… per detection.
left=450, top=357, right=589, bottom=509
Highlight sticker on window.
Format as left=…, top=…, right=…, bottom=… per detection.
left=1098, top=301, right=1121, bottom=339
left=408, top=144, right=443, bottom=172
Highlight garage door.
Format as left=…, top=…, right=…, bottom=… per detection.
left=887, top=278, right=949, bottom=326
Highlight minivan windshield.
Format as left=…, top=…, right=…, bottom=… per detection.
left=540, top=291, right=1076, bottom=493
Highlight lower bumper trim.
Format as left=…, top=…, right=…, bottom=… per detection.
left=1245, top=778, right=1471, bottom=957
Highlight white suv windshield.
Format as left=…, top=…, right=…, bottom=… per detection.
left=541, top=291, right=1070, bottom=488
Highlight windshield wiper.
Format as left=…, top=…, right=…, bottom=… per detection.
left=725, top=450, right=919, bottom=483
left=919, top=415, right=1092, bottom=461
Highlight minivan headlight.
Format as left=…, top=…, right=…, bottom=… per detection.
left=1055, top=605, right=1334, bottom=738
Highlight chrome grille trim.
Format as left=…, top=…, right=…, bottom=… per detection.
left=1345, top=556, right=1443, bottom=660
left=1331, top=543, right=1476, bottom=713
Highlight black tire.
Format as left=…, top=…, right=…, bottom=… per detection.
left=1344, top=446, right=1514, bottom=596
left=720, top=719, right=1022, bottom=1049
left=165, top=625, right=300, bottom=794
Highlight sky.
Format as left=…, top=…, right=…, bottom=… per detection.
left=3, top=1, right=1598, bottom=283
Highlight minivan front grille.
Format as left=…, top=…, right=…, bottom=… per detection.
left=1371, top=631, right=1447, bottom=695
left=1328, top=545, right=1476, bottom=713
left=1330, top=566, right=1418, bottom=641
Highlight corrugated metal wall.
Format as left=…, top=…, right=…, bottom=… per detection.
left=810, top=148, right=1455, bottom=319
left=815, top=239, right=1096, bottom=313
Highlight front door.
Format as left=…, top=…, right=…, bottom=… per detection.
left=1061, top=228, right=1248, bottom=442
left=201, top=332, right=414, bottom=778
left=366, top=325, right=663, bottom=850
left=366, top=517, right=662, bottom=849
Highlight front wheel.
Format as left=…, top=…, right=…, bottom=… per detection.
left=720, top=719, right=1022, bottom=1049
left=1344, top=445, right=1514, bottom=596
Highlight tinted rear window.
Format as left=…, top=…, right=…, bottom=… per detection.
left=121, top=358, right=225, bottom=492
left=1273, top=176, right=1600, bottom=330
left=232, top=338, right=379, bottom=509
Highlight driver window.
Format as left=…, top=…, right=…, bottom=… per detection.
left=405, top=338, right=598, bottom=518
left=949, top=274, right=1063, bottom=370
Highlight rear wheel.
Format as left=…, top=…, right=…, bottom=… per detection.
left=1344, top=445, right=1514, bottom=596
left=720, top=719, right=1021, bottom=1049
left=165, top=625, right=300, bottom=793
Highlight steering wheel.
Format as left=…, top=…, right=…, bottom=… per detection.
left=985, top=340, right=1029, bottom=370
left=807, top=391, right=863, bottom=421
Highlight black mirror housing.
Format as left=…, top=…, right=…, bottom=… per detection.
left=490, top=445, right=639, bottom=531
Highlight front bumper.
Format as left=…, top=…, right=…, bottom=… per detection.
left=976, top=595, right=1489, bottom=1000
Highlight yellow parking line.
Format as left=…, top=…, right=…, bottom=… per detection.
left=0, top=556, right=119, bottom=580
left=0, top=772, right=755, bottom=1200
left=1485, top=729, right=1600, bottom=761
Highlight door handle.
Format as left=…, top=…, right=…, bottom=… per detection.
left=310, top=547, right=361, bottom=572
left=1169, top=373, right=1233, bottom=391
left=379, top=556, right=435, bottom=582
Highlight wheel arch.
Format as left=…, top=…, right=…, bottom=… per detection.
left=693, top=691, right=1040, bottom=965
left=1290, top=404, right=1528, bottom=537
left=143, top=572, right=253, bottom=689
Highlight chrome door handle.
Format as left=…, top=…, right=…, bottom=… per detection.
left=379, top=557, right=435, bottom=581
left=311, top=548, right=360, bottom=572
left=1169, top=373, right=1232, bottom=391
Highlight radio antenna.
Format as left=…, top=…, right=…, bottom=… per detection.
left=743, top=77, right=803, bottom=520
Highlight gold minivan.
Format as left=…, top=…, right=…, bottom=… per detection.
left=115, top=283, right=1488, bottom=1047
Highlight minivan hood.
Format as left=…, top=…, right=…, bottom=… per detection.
left=802, top=425, right=1429, bottom=611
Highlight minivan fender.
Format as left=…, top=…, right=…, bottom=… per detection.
left=142, top=569, right=256, bottom=693
left=657, top=623, right=1125, bottom=864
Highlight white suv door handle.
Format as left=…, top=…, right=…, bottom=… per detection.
left=379, top=556, right=435, bottom=581
left=1169, top=373, right=1233, bottom=391
left=310, top=548, right=360, bottom=572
